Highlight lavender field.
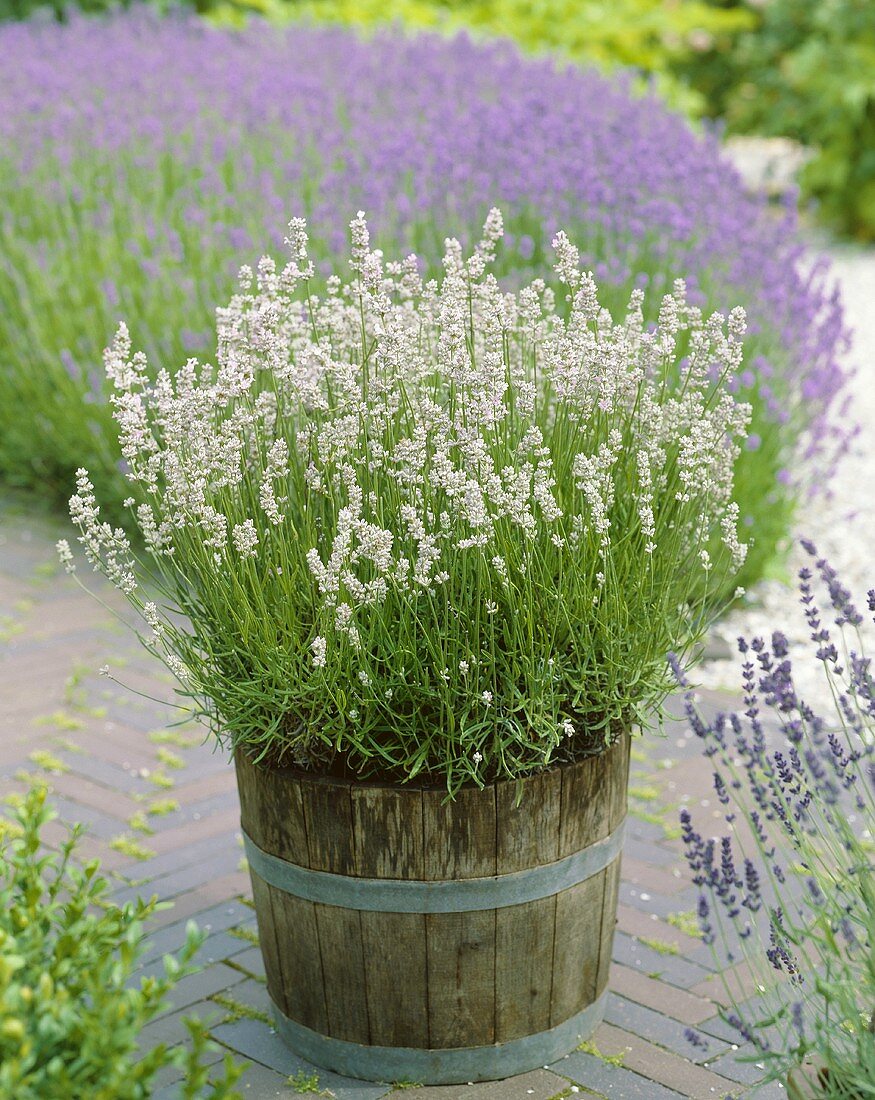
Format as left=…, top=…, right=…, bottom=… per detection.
left=0, top=9, right=854, bottom=596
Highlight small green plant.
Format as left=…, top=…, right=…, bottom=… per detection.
left=109, top=833, right=157, bottom=861
left=146, top=770, right=175, bottom=790
left=146, top=797, right=180, bottom=816
left=32, top=710, right=83, bottom=732
left=227, top=925, right=259, bottom=947
left=575, top=1038, right=625, bottom=1067
left=156, top=747, right=186, bottom=770
left=149, top=727, right=201, bottom=748
left=636, top=936, right=681, bottom=957
left=666, top=910, right=703, bottom=939
left=26, top=750, right=68, bottom=775
left=127, top=811, right=155, bottom=835
left=286, top=1070, right=334, bottom=1095
left=0, top=784, right=245, bottom=1099
left=210, top=993, right=271, bottom=1026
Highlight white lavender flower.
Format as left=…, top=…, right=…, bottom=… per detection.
left=67, top=209, right=751, bottom=794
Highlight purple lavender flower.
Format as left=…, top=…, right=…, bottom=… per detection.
left=0, top=8, right=853, bottom=530
left=680, top=552, right=874, bottom=1089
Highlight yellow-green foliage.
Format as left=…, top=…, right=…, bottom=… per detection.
left=209, top=0, right=753, bottom=112
left=0, top=785, right=244, bottom=1099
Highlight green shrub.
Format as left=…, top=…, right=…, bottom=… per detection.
left=0, top=784, right=244, bottom=1100
left=688, top=0, right=875, bottom=240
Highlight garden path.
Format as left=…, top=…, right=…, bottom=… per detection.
left=7, top=228, right=873, bottom=1099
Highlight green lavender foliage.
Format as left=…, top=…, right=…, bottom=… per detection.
left=0, top=784, right=245, bottom=1100
left=63, top=215, right=751, bottom=794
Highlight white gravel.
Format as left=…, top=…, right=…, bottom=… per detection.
left=699, top=239, right=875, bottom=708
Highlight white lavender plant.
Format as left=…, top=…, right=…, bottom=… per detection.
left=60, top=210, right=750, bottom=792
left=679, top=543, right=875, bottom=1096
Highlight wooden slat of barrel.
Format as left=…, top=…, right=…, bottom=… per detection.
left=353, top=785, right=428, bottom=1048
left=425, top=909, right=496, bottom=1048
left=267, top=880, right=329, bottom=1034
left=238, top=750, right=323, bottom=1032
left=248, top=873, right=288, bottom=1017
left=550, top=872, right=606, bottom=1026
left=422, top=781, right=498, bottom=1049
left=299, top=778, right=371, bottom=1043
left=548, top=744, right=618, bottom=1030
left=596, top=857, right=622, bottom=996
left=494, top=768, right=562, bottom=1042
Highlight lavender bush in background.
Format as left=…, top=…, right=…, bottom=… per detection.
left=678, top=541, right=875, bottom=1095
left=0, top=9, right=851, bottom=592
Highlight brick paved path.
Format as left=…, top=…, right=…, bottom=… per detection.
left=0, top=496, right=784, bottom=1100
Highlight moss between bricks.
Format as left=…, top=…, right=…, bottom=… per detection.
left=228, top=925, right=259, bottom=947
left=667, top=910, right=703, bottom=939
left=222, top=958, right=266, bottom=985
left=576, top=1039, right=625, bottom=1067
left=109, top=833, right=156, bottom=861
left=210, top=992, right=271, bottom=1026
left=286, top=1069, right=335, bottom=1096
left=636, top=936, right=681, bottom=956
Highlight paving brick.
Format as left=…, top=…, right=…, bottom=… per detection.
left=45, top=769, right=141, bottom=820
left=615, top=903, right=714, bottom=966
left=63, top=751, right=156, bottom=794
left=146, top=961, right=246, bottom=1018
left=210, top=1016, right=388, bottom=1099
left=231, top=1059, right=305, bottom=1099
left=406, top=1069, right=572, bottom=1099
left=147, top=871, right=251, bottom=929
left=608, top=964, right=716, bottom=1026
left=113, top=846, right=244, bottom=907
left=145, top=806, right=240, bottom=857
left=222, top=945, right=265, bottom=978
left=146, top=789, right=240, bottom=834
left=706, top=1049, right=772, bottom=1086
left=579, top=1023, right=740, bottom=1099
left=197, top=929, right=261, bottom=970
left=139, top=900, right=256, bottom=967
left=147, top=1047, right=228, bottom=1099
left=62, top=725, right=159, bottom=773
left=620, top=854, right=691, bottom=899
left=210, top=976, right=273, bottom=1022
left=550, top=1051, right=687, bottom=1099
left=119, top=827, right=243, bottom=885
left=612, top=931, right=715, bottom=988
left=170, top=766, right=238, bottom=805
left=139, top=1005, right=228, bottom=1051
left=622, top=832, right=679, bottom=866
left=618, top=877, right=700, bottom=921
left=47, top=793, right=126, bottom=839
left=604, top=993, right=732, bottom=1066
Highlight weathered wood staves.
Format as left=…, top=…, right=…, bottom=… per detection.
left=235, top=735, right=630, bottom=1084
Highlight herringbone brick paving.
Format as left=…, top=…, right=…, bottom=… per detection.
left=0, top=496, right=784, bottom=1099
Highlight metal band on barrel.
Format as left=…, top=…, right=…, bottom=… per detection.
left=242, top=818, right=624, bottom=914
left=270, top=989, right=609, bottom=1083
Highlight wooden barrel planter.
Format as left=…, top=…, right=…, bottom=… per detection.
left=235, top=735, right=630, bottom=1084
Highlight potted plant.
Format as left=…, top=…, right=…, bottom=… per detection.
left=679, top=543, right=875, bottom=1097
left=61, top=210, right=750, bottom=1083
